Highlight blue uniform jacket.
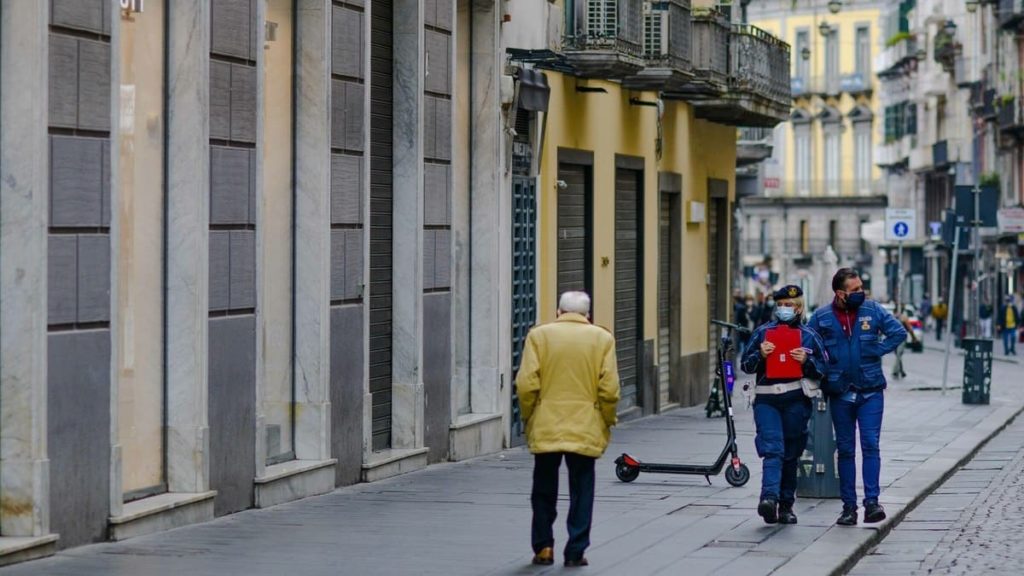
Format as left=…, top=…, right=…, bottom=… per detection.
left=807, top=300, right=907, bottom=396
left=741, top=320, right=828, bottom=396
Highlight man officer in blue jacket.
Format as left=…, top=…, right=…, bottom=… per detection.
left=809, top=268, right=907, bottom=526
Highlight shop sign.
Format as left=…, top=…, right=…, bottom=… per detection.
left=998, top=207, right=1024, bottom=234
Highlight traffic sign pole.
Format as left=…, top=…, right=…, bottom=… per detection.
left=896, top=240, right=903, bottom=312
left=940, top=225, right=961, bottom=396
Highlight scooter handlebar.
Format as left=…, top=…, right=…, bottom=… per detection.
left=710, top=319, right=751, bottom=336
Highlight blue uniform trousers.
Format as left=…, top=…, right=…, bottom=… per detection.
left=753, top=393, right=811, bottom=504
left=831, top=392, right=884, bottom=509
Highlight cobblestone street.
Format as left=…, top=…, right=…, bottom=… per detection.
left=850, top=403, right=1024, bottom=575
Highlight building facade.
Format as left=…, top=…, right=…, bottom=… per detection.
left=872, top=0, right=1024, bottom=335
left=739, top=0, right=889, bottom=307
left=0, top=0, right=789, bottom=563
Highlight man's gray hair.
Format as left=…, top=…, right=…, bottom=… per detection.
left=558, top=291, right=591, bottom=315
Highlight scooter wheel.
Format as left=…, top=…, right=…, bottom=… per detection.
left=615, top=462, right=640, bottom=483
left=724, top=463, right=750, bottom=487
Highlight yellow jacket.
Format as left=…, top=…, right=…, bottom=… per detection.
left=515, top=313, right=621, bottom=458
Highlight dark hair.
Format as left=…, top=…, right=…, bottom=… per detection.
left=831, top=267, right=860, bottom=292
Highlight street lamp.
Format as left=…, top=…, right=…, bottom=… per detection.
left=944, top=19, right=957, bottom=36
left=966, top=0, right=979, bottom=13
left=827, top=0, right=842, bottom=14
left=819, top=20, right=832, bottom=37
left=801, top=46, right=811, bottom=60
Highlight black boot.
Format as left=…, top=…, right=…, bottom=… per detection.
left=864, top=502, right=887, bottom=523
left=757, top=498, right=778, bottom=524
left=777, top=503, right=798, bottom=524
left=836, top=506, right=858, bottom=526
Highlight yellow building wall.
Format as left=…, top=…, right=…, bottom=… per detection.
left=537, top=73, right=736, bottom=356
left=755, top=8, right=883, bottom=194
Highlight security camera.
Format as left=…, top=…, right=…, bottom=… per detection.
left=556, top=180, right=568, bottom=190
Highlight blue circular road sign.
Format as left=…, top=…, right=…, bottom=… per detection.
left=893, top=222, right=909, bottom=238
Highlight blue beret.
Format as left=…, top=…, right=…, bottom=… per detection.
left=773, top=285, right=803, bottom=300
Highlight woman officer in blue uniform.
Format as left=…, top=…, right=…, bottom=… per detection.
left=741, top=285, right=827, bottom=525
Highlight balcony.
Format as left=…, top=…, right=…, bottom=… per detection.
left=971, top=84, right=997, bottom=119
left=685, top=23, right=791, bottom=127
left=563, top=0, right=645, bottom=78
left=736, top=127, right=773, bottom=166
left=998, top=96, right=1024, bottom=139
left=623, top=0, right=692, bottom=90
left=954, top=55, right=978, bottom=88
left=685, top=8, right=730, bottom=93
left=840, top=72, right=872, bottom=95
left=875, top=35, right=917, bottom=78
left=766, top=179, right=887, bottom=198
left=921, top=68, right=950, bottom=97
left=792, top=75, right=841, bottom=97
left=910, top=145, right=933, bottom=172
left=999, top=0, right=1024, bottom=30
left=780, top=238, right=866, bottom=259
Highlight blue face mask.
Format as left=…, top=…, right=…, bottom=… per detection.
left=775, top=306, right=797, bottom=323
left=846, top=291, right=866, bottom=308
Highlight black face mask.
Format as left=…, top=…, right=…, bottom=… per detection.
left=844, top=291, right=866, bottom=309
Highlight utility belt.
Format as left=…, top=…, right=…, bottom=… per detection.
left=755, top=379, right=821, bottom=398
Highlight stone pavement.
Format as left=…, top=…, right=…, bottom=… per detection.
left=849, top=407, right=1024, bottom=575
left=3, top=348, right=1020, bottom=576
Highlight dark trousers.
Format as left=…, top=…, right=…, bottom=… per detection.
left=531, top=452, right=596, bottom=561
left=753, top=396, right=810, bottom=505
left=832, top=392, right=884, bottom=509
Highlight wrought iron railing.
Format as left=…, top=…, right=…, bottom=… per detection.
left=690, top=8, right=729, bottom=84
left=643, top=0, right=691, bottom=72
left=998, top=0, right=1024, bottom=30
left=564, top=0, right=644, bottom=58
left=729, top=24, right=791, bottom=107
left=765, top=179, right=888, bottom=198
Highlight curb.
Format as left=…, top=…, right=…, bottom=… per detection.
left=772, top=403, right=1024, bottom=576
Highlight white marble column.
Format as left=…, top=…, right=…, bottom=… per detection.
left=292, top=0, right=333, bottom=462
left=468, top=3, right=502, bottom=416
left=391, top=0, right=425, bottom=451
left=165, top=0, right=211, bottom=494
left=0, top=0, right=51, bottom=538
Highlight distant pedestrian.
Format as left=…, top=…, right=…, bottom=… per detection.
left=980, top=299, right=994, bottom=339
left=932, top=299, right=948, bottom=342
left=998, top=299, right=1020, bottom=356
left=919, top=294, right=932, bottom=333
left=742, top=285, right=827, bottom=525
left=751, top=292, right=766, bottom=329
left=733, top=290, right=752, bottom=354
left=515, top=291, right=620, bottom=568
left=809, top=268, right=907, bottom=526
left=891, top=309, right=918, bottom=380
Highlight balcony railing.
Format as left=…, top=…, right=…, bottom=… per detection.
left=998, top=96, right=1024, bottom=136
left=933, top=139, right=949, bottom=167
left=840, top=72, right=872, bottom=94
left=623, top=0, right=692, bottom=90
left=776, top=238, right=866, bottom=258
left=563, top=0, right=645, bottom=78
left=689, top=8, right=730, bottom=90
left=875, top=35, right=917, bottom=77
left=999, top=0, right=1024, bottom=30
left=764, top=179, right=887, bottom=198
left=971, top=83, right=997, bottom=119
left=729, top=25, right=791, bottom=107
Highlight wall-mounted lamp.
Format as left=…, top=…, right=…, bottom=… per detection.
left=966, top=0, right=979, bottom=13
left=943, top=20, right=957, bottom=36
left=915, top=46, right=927, bottom=61
left=827, top=0, right=842, bottom=14
left=801, top=46, right=811, bottom=61
left=818, top=21, right=832, bottom=37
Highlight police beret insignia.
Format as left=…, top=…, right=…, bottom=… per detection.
left=773, top=284, right=803, bottom=300
left=788, top=287, right=797, bottom=297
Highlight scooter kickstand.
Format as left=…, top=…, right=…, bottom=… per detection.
left=704, top=476, right=711, bottom=485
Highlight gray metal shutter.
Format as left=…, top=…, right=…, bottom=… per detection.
left=369, top=0, right=394, bottom=451
left=557, top=163, right=589, bottom=298
left=615, top=168, right=641, bottom=411
left=658, top=193, right=671, bottom=406
left=707, top=196, right=728, bottom=382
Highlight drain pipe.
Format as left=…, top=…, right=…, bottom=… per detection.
left=466, top=0, right=475, bottom=412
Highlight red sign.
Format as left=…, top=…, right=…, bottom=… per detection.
left=763, top=177, right=780, bottom=189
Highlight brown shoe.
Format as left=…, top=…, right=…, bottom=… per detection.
left=531, top=547, right=554, bottom=565
left=564, top=557, right=589, bottom=567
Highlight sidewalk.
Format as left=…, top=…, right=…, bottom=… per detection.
left=3, top=348, right=1020, bottom=576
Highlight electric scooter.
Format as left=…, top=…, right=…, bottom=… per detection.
left=613, top=319, right=751, bottom=487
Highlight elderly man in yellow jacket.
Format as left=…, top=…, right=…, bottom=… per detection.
left=516, top=291, right=621, bottom=568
